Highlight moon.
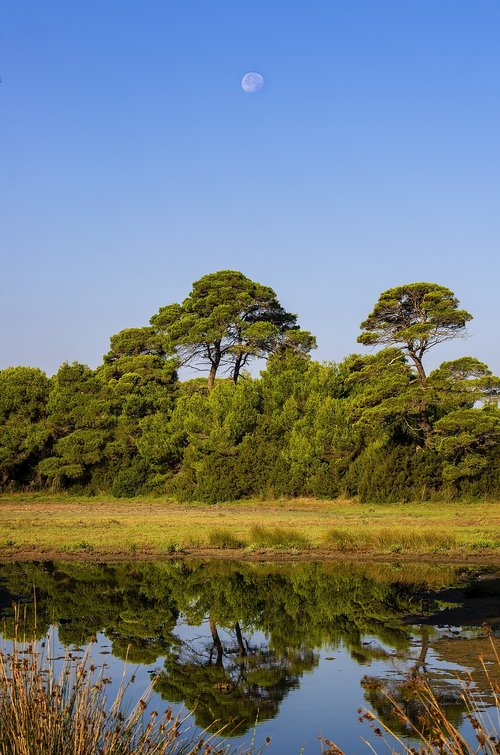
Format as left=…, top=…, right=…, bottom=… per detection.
left=241, top=72, right=264, bottom=93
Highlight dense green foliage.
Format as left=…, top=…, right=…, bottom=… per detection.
left=1, top=272, right=499, bottom=502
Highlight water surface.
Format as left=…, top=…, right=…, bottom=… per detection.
left=0, top=559, right=499, bottom=753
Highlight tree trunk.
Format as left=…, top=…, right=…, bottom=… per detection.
left=207, top=365, right=217, bottom=392
left=232, top=353, right=243, bottom=384
left=235, top=622, right=246, bottom=656
left=408, top=352, right=432, bottom=443
left=209, top=615, right=224, bottom=667
left=409, top=352, right=427, bottom=388
left=207, top=343, right=221, bottom=391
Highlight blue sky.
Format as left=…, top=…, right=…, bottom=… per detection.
left=2, top=1, right=499, bottom=376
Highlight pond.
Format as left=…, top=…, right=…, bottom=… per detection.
left=0, top=559, right=499, bottom=753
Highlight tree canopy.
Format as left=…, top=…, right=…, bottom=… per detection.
left=150, top=270, right=316, bottom=390
left=357, top=283, right=472, bottom=386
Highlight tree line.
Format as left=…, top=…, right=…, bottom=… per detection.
left=1, top=270, right=499, bottom=501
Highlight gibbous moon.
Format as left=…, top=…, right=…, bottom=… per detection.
left=241, top=72, right=264, bottom=93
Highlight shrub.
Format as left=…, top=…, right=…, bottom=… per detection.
left=111, top=458, right=149, bottom=498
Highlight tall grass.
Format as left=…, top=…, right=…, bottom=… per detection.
left=248, top=525, right=310, bottom=550
left=208, top=528, right=245, bottom=549
left=0, top=618, right=267, bottom=755
left=323, top=526, right=456, bottom=554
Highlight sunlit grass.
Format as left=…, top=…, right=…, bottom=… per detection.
left=0, top=496, right=499, bottom=558
left=324, top=526, right=457, bottom=554
left=248, top=525, right=311, bottom=550
left=208, top=528, right=246, bottom=549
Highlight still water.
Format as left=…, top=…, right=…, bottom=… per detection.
left=0, top=559, right=499, bottom=753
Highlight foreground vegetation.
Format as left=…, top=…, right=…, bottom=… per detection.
left=0, top=626, right=252, bottom=755
left=1, top=273, right=499, bottom=505
left=1, top=496, right=499, bottom=559
left=325, top=634, right=500, bottom=754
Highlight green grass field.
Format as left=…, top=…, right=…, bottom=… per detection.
left=1, top=494, right=499, bottom=560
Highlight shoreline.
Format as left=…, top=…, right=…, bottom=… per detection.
left=1, top=544, right=500, bottom=564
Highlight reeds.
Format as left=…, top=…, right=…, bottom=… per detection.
left=0, top=617, right=259, bottom=755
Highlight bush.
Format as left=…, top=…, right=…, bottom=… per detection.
left=345, top=444, right=442, bottom=503
left=111, top=457, right=149, bottom=498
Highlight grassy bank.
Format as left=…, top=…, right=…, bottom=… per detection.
left=1, top=495, right=500, bottom=561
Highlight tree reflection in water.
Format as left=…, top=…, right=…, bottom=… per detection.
left=0, top=559, right=496, bottom=737
left=155, top=615, right=317, bottom=734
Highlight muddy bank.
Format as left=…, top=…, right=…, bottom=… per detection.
left=1, top=544, right=500, bottom=564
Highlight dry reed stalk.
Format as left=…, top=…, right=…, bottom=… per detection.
left=0, top=612, right=267, bottom=755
